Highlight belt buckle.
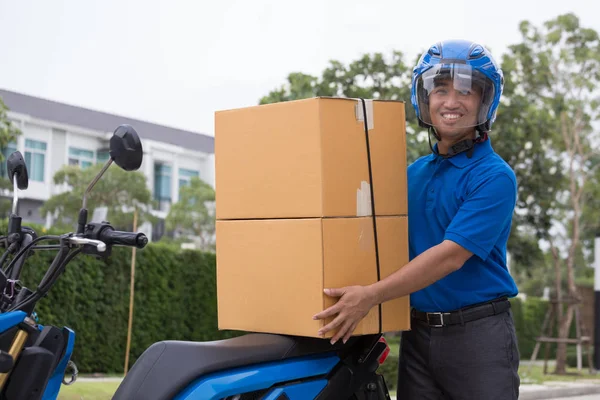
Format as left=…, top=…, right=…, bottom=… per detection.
left=426, top=312, right=446, bottom=327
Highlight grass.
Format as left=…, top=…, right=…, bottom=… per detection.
left=388, top=341, right=400, bottom=356
left=57, top=381, right=121, bottom=400
left=519, top=364, right=600, bottom=385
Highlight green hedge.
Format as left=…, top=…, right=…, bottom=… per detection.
left=18, top=241, right=239, bottom=373
left=510, top=296, right=551, bottom=359
left=511, top=296, right=595, bottom=367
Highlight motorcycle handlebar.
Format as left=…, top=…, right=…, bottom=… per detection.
left=98, top=228, right=148, bottom=249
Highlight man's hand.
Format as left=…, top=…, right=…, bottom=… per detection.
left=311, top=241, right=471, bottom=345
left=312, top=285, right=378, bottom=345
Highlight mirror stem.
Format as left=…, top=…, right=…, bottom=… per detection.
left=8, top=174, right=22, bottom=238
left=82, top=158, right=113, bottom=210
left=11, top=175, right=18, bottom=215
left=77, top=158, right=113, bottom=234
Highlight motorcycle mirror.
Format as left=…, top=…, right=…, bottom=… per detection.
left=109, top=125, right=143, bottom=171
left=6, top=151, right=28, bottom=191
left=77, top=125, right=143, bottom=234
left=6, top=151, right=28, bottom=216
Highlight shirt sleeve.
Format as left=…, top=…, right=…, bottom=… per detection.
left=444, top=172, right=517, bottom=260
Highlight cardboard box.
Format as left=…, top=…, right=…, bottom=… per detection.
left=214, top=97, right=411, bottom=338
left=215, top=97, right=407, bottom=220
left=216, top=216, right=411, bottom=338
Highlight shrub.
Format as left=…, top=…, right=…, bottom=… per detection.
left=18, top=240, right=238, bottom=373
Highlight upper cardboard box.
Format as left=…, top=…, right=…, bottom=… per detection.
left=215, top=97, right=407, bottom=219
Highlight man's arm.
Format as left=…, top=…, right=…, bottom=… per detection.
left=368, top=239, right=473, bottom=305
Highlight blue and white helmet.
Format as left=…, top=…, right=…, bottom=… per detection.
left=411, top=39, right=504, bottom=132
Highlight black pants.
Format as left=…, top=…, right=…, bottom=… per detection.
left=396, top=307, right=520, bottom=400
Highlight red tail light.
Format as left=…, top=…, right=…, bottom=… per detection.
left=377, top=337, right=391, bottom=365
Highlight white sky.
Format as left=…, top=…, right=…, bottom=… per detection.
left=0, top=0, right=598, bottom=137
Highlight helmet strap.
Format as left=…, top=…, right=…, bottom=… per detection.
left=427, top=127, right=438, bottom=155
left=428, top=126, right=488, bottom=159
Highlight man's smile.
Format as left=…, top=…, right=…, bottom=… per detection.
left=440, top=112, right=464, bottom=122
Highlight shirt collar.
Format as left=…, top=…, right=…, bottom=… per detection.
left=430, top=138, right=494, bottom=168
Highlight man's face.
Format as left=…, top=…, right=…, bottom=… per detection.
left=428, top=78, right=483, bottom=141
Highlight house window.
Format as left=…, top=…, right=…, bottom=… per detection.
left=178, top=168, right=199, bottom=189
left=154, top=163, right=172, bottom=211
left=96, top=150, right=110, bottom=164
left=25, top=139, right=47, bottom=182
left=69, top=147, right=94, bottom=169
left=0, top=142, right=17, bottom=179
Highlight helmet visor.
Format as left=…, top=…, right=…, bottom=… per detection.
left=415, top=63, right=495, bottom=130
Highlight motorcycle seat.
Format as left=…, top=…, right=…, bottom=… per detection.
left=112, top=332, right=366, bottom=400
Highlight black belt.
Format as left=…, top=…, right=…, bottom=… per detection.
left=411, top=298, right=511, bottom=328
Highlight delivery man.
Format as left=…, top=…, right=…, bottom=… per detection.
left=313, top=39, right=520, bottom=399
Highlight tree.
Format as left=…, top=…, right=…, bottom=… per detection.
left=493, top=25, right=569, bottom=280
left=501, top=13, right=600, bottom=374
left=581, top=158, right=600, bottom=259
left=165, top=177, right=216, bottom=251
left=40, top=163, right=154, bottom=231
left=0, top=97, right=22, bottom=214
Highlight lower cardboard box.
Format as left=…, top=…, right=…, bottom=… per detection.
left=216, top=216, right=411, bottom=338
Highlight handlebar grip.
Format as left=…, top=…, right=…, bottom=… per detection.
left=98, top=228, right=148, bottom=249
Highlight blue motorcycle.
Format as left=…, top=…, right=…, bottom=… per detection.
left=0, top=125, right=393, bottom=400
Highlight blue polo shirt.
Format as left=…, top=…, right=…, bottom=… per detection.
left=407, top=138, right=519, bottom=312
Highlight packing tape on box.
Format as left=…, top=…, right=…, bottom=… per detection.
left=356, top=180, right=372, bottom=216
left=358, top=217, right=375, bottom=251
left=357, top=180, right=374, bottom=251
left=355, top=99, right=374, bottom=130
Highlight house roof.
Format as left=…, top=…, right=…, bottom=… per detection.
left=0, top=88, right=214, bottom=154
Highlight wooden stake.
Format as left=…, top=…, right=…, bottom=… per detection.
left=124, top=209, right=138, bottom=375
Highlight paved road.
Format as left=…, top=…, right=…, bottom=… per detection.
left=391, top=396, right=600, bottom=400
left=391, top=393, right=600, bottom=400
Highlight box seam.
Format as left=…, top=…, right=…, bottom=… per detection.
left=318, top=98, right=325, bottom=217
left=320, top=217, right=325, bottom=330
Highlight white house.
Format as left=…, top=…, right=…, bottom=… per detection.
left=0, top=88, right=215, bottom=240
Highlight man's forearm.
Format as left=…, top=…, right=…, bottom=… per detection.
left=367, top=240, right=472, bottom=305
